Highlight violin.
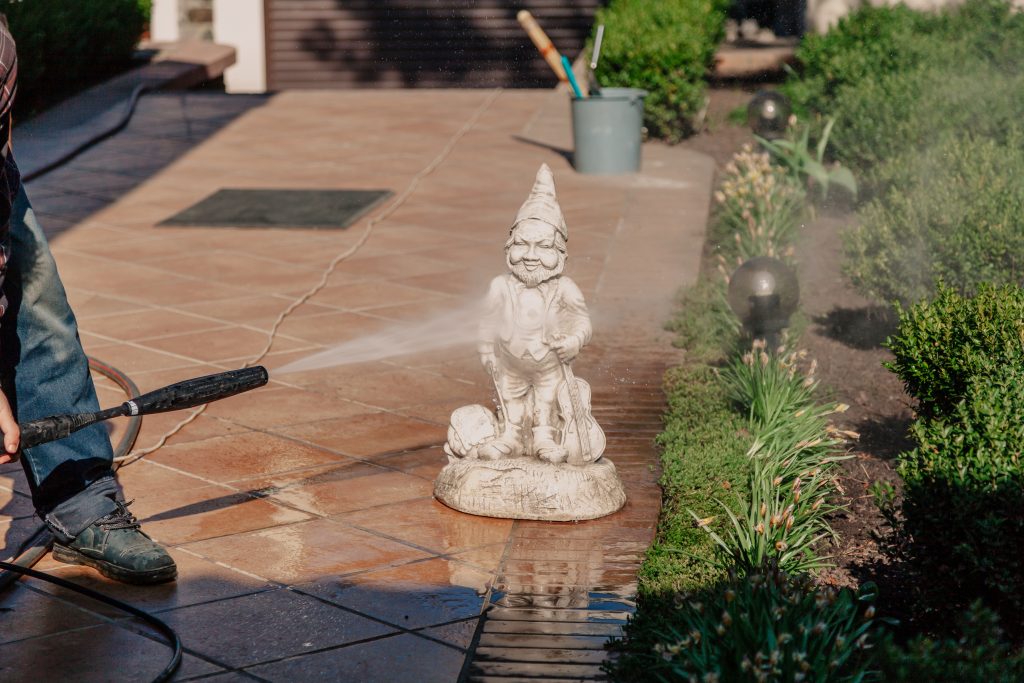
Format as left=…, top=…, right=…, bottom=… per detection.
left=557, top=363, right=606, bottom=465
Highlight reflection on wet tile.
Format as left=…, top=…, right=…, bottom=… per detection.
left=299, top=557, right=490, bottom=629
left=417, top=618, right=479, bottom=650
left=161, top=588, right=395, bottom=668
left=246, top=632, right=465, bottom=683
left=450, top=544, right=506, bottom=573
left=333, top=498, right=512, bottom=555
left=182, top=517, right=431, bottom=584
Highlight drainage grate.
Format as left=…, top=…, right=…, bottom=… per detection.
left=159, top=188, right=392, bottom=229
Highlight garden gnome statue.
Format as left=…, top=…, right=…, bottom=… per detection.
left=434, top=164, right=627, bottom=521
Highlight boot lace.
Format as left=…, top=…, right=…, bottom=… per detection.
left=97, top=499, right=141, bottom=531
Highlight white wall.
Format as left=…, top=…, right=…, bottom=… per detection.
left=151, top=0, right=180, bottom=42
left=212, top=0, right=267, bottom=93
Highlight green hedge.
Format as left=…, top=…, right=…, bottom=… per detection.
left=1, top=0, right=146, bottom=115
left=900, top=371, right=1024, bottom=622
left=843, top=135, right=1024, bottom=306
left=783, top=0, right=1024, bottom=177
left=886, top=284, right=1024, bottom=626
left=593, top=0, right=727, bottom=143
left=884, top=283, right=1024, bottom=416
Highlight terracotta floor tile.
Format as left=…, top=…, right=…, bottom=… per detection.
left=246, top=461, right=435, bottom=516
left=131, top=484, right=312, bottom=546
left=299, top=556, right=490, bottom=629
left=279, top=411, right=444, bottom=458
left=114, top=460, right=211, bottom=499
left=417, top=618, right=479, bottom=650
left=271, top=310, right=396, bottom=347
left=141, top=326, right=313, bottom=363
left=328, top=366, right=484, bottom=411
left=1, top=518, right=39, bottom=559
left=314, top=279, right=450, bottom=312
left=334, top=498, right=512, bottom=555
left=145, top=251, right=326, bottom=293
left=330, top=252, right=456, bottom=282
left=398, top=398, right=478, bottom=426
left=174, top=293, right=338, bottom=329
left=181, top=517, right=431, bottom=584
left=0, top=487, right=35, bottom=521
left=147, top=431, right=347, bottom=484
left=0, top=624, right=223, bottom=682
left=450, top=544, right=508, bottom=574
left=65, top=292, right=148, bottom=320
left=132, top=412, right=252, bottom=452
left=70, top=342, right=198, bottom=374
left=0, top=584, right=103, bottom=644
left=32, top=547, right=272, bottom=616
left=366, top=295, right=481, bottom=323
left=202, top=386, right=367, bottom=429
left=375, top=446, right=447, bottom=480
left=246, top=631, right=465, bottom=682
left=78, top=308, right=227, bottom=342
left=160, top=588, right=395, bottom=668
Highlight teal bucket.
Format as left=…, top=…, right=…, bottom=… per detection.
left=570, top=88, right=647, bottom=175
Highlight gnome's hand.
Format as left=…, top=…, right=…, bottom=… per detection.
left=550, top=334, right=582, bottom=363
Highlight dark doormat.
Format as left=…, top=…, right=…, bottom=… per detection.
left=159, top=189, right=393, bottom=229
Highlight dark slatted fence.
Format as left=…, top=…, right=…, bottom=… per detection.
left=265, top=0, right=603, bottom=89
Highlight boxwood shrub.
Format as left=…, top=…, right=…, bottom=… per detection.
left=884, top=282, right=1024, bottom=417
left=885, top=283, right=1024, bottom=626
left=899, top=371, right=1024, bottom=623
left=1, top=0, right=146, bottom=115
left=844, top=136, right=1024, bottom=306
left=593, top=0, right=727, bottom=143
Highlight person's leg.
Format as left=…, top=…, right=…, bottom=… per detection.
left=0, top=185, right=118, bottom=542
left=1, top=184, right=175, bottom=583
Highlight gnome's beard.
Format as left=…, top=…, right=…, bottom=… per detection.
left=508, top=253, right=565, bottom=287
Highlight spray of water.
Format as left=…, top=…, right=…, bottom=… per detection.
left=273, top=302, right=481, bottom=375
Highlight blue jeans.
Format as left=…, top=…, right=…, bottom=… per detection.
left=1, top=185, right=117, bottom=544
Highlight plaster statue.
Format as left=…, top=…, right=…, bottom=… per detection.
left=434, top=164, right=626, bottom=521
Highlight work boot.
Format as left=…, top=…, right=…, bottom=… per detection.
left=52, top=500, right=177, bottom=584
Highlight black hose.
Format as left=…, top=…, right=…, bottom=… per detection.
left=22, top=84, right=150, bottom=183
left=0, top=560, right=182, bottom=682
left=0, top=358, right=180, bottom=683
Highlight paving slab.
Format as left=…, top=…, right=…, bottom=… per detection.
left=0, top=87, right=714, bottom=681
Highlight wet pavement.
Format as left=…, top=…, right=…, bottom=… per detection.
left=0, top=88, right=714, bottom=681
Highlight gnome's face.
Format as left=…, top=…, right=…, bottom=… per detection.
left=506, top=219, right=565, bottom=287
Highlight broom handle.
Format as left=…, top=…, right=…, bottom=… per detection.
left=517, top=10, right=568, bottom=84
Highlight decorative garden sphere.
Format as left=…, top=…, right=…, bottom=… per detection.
left=728, top=256, right=800, bottom=339
left=747, top=91, right=791, bottom=140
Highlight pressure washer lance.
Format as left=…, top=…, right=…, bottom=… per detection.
left=17, top=366, right=269, bottom=450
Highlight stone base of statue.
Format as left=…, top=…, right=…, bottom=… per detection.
left=433, top=456, right=627, bottom=521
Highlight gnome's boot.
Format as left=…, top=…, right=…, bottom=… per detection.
left=534, top=426, right=568, bottom=464
left=478, top=424, right=525, bottom=460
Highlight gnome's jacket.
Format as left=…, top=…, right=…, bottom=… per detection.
left=479, top=273, right=592, bottom=362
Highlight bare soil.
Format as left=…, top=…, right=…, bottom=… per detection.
left=683, top=85, right=928, bottom=635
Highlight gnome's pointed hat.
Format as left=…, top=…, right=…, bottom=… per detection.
left=512, top=163, right=568, bottom=240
